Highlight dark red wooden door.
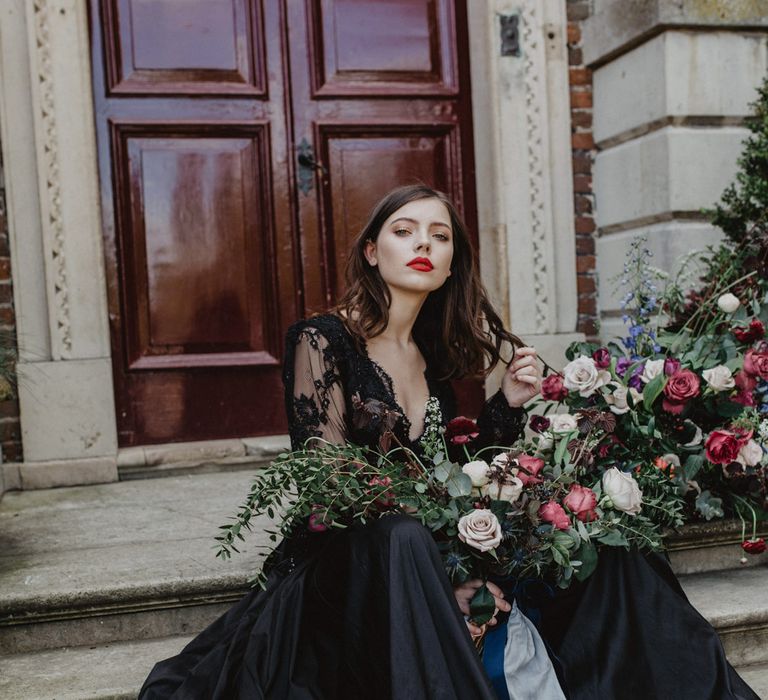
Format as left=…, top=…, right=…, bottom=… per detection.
left=90, top=0, right=479, bottom=446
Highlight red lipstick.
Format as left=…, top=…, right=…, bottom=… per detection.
left=407, top=257, right=433, bottom=272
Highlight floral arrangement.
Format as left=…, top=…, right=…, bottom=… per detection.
left=217, top=392, right=682, bottom=625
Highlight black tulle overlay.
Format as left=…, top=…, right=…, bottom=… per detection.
left=140, top=314, right=758, bottom=699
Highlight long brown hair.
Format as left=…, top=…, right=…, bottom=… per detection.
left=332, top=184, right=523, bottom=380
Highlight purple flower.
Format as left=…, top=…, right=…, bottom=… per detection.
left=529, top=415, right=551, bottom=434
left=616, top=357, right=632, bottom=377
left=592, top=347, right=611, bottom=369
left=628, top=374, right=644, bottom=390
left=664, top=357, right=681, bottom=376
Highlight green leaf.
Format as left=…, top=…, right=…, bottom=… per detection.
left=414, top=482, right=427, bottom=493
left=597, top=529, right=629, bottom=547
left=643, top=374, right=668, bottom=410
left=469, top=583, right=496, bottom=625
left=574, top=541, right=598, bottom=581
left=682, top=454, right=705, bottom=481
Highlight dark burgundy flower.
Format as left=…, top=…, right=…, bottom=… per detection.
left=662, top=369, right=700, bottom=414
left=529, top=415, right=551, bottom=433
left=741, top=538, right=766, bottom=555
left=445, top=417, right=479, bottom=445
left=733, top=319, right=765, bottom=343
left=541, top=374, right=568, bottom=402
left=592, top=347, right=611, bottom=369
left=705, top=428, right=752, bottom=465
left=664, top=357, right=681, bottom=376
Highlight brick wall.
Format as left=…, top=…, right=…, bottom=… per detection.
left=0, top=148, right=21, bottom=463
left=566, top=0, right=598, bottom=342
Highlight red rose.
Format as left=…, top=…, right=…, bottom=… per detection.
left=741, top=538, right=766, bottom=555
left=744, top=348, right=768, bottom=380
left=541, top=374, right=568, bottom=402
left=661, top=369, right=700, bottom=414
left=517, top=454, right=545, bottom=485
left=308, top=505, right=329, bottom=532
left=563, top=483, right=597, bottom=522
left=538, top=501, right=570, bottom=530
left=368, top=476, right=396, bottom=508
left=592, top=348, right=611, bottom=369
left=705, top=428, right=752, bottom=465
left=733, top=319, right=765, bottom=343
left=732, top=370, right=757, bottom=406
left=445, top=417, right=479, bottom=445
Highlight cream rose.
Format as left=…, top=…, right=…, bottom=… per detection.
left=535, top=432, right=554, bottom=454
left=462, top=460, right=490, bottom=488
left=628, top=387, right=643, bottom=406
left=717, top=293, right=740, bottom=314
left=602, top=467, right=643, bottom=516
left=480, top=476, right=524, bottom=504
left=640, top=359, right=665, bottom=384
left=605, top=383, right=630, bottom=415
left=457, top=509, right=502, bottom=552
left=549, top=413, right=579, bottom=434
left=702, top=365, right=736, bottom=392
left=563, top=356, right=612, bottom=398
left=737, top=439, right=764, bottom=467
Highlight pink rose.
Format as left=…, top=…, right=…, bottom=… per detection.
left=662, top=369, right=700, bottom=414
left=563, top=483, right=597, bottom=523
left=592, top=348, right=611, bottom=369
left=368, top=476, right=396, bottom=508
left=517, top=454, right=545, bottom=486
left=733, top=370, right=757, bottom=406
left=308, top=505, right=329, bottom=532
left=705, top=428, right=752, bottom=465
left=541, top=374, right=568, bottom=402
left=733, top=319, right=765, bottom=343
left=538, top=501, right=570, bottom=530
left=744, top=348, right=768, bottom=380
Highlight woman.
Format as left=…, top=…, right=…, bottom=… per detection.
left=140, top=184, right=562, bottom=699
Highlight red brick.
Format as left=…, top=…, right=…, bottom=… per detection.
left=567, top=22, right=581, bottom=45
left=571, top=132, right=594, bottom=150
left=570, top=91, right=592, bottom=109
left=0, top=418, right=20, bottom=442
left=0, top=399, right=18, bottom=419
left=567, top=3, right=590, bottom=21
left=2, top=441, right=22, bottom=462
left=578, top=296, right=597, bottom=315
left=578, top=319, right=599, bottom=336
left=0, top=285, right=13, bottom=305
left=577, top=276, right=596, bottom=294
left=574, top=194, right=593, bottom=214
left=0, top=307, right=15, bottom=325
left=0, top=258, right=11, bottom=280
left=569, top=68, right=591, bottom=86
left=573, top=174, right=592, bottom=193
left=572, top=153, right=591, bottom=174
left=0, top=235, right=9, bottom=258
left=576, top=255, right=596, bottom=273
left=571, top=111, right=592, bottom=129
left=575, top=217, right=596, bottom=235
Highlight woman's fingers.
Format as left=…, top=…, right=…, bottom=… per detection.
left=486, top=582, right=512, bottom=613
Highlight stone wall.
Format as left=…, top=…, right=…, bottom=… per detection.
left=0, top=147, right=21, bottom=464
left=567, top=0, right=599, bottom=341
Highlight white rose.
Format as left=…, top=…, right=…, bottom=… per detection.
left=457, top=509, right=502, bottom=552
left=535, top=432, right=554, bottom=454
left=737, top=439, right=763, bottom=467
left=628, top=387, right=643, bottom=406
left=702, top=365, right=735, bottom=392
left=462, top=460, right=490, bottom=488
left=602, top=467, right=643, bottom=516
left=605, top=383, right=630, bottom=415
left=563, top=356, right=612, bottom=397
left=480, top=475, right=524, bottom=504
left=641, top=359, right=665, bottom=384
left=549, top=413, right=579, bottom=434
left=683, top=423, right=703, bottom=447
left=717, top=293, right=740, bottom=314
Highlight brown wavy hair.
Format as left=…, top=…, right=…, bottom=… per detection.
left=331, top=184, right=523, bottom=380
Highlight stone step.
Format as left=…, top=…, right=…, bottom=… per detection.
left=667, top=518, right=768, bottom=575
left=0, top=634, right=191, bottom=700
left=738, top=663, right=768, bottom=700
left=0, top=472, right=271, bottom=654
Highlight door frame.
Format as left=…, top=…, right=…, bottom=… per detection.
left=0, top=0, right=577, bottom=485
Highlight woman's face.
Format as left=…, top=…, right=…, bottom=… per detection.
left=364, top=197, right=454, bottom=296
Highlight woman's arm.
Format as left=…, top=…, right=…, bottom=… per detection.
left=283, top=325, right=347, bottom=449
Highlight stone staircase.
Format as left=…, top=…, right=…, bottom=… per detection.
left=0, top=471, right=766, bottom=699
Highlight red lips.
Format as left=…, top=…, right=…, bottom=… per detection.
left=407, top=257, right=433, bottom=272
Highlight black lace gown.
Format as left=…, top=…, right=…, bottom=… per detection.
left=140, top=314, right=758, bottom=700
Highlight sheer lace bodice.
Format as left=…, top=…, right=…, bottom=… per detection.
left=283, top=314, right=527, bottom=455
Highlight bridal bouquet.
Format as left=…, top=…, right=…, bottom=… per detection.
left=216, top=392, right=683, bottom=624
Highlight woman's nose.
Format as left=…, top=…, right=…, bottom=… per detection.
left=414, top=230, right=431, bottom=252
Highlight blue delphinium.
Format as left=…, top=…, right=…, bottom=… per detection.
left=619, top=237, right=662, bottom=357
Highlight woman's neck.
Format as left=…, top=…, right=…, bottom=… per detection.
left=378, top=289, right=427, bottom=347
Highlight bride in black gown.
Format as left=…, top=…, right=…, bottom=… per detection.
left=140, top=185, right=758, bottom=700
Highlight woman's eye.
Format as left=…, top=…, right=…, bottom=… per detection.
left=394, top=228, right=411, bottom=236
left=434, top=233, right=449, bottom=241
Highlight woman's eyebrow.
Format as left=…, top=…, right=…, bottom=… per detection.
left=390, top=217, right=451, bottom=229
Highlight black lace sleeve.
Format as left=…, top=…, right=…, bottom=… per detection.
left=474, top=388, right=528, bottom=450
left=283, top=324, right=347, bottom=450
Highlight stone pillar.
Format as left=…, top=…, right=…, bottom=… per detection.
left=468, top=0, right=583, bottom=386
left=583, top=0, right=768, bottom=341
left=0, top=0, right=118, bottom=488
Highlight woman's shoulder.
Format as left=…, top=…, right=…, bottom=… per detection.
left=285, top=313, right=351, bottom=351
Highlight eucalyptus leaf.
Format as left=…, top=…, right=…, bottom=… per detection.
left=574, top=540, right=598, bottom=581
left=597, top=529, right=629, bottom=547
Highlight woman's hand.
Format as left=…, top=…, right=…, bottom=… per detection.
left=453, top=579, right=511, bottom=637
left=501, top=346, right=541, bottom=408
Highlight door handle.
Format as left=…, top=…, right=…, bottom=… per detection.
left=297, top=138, right=327, bottom=195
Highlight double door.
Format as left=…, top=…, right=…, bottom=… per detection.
left=89, top=0, right=478, bottom=445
